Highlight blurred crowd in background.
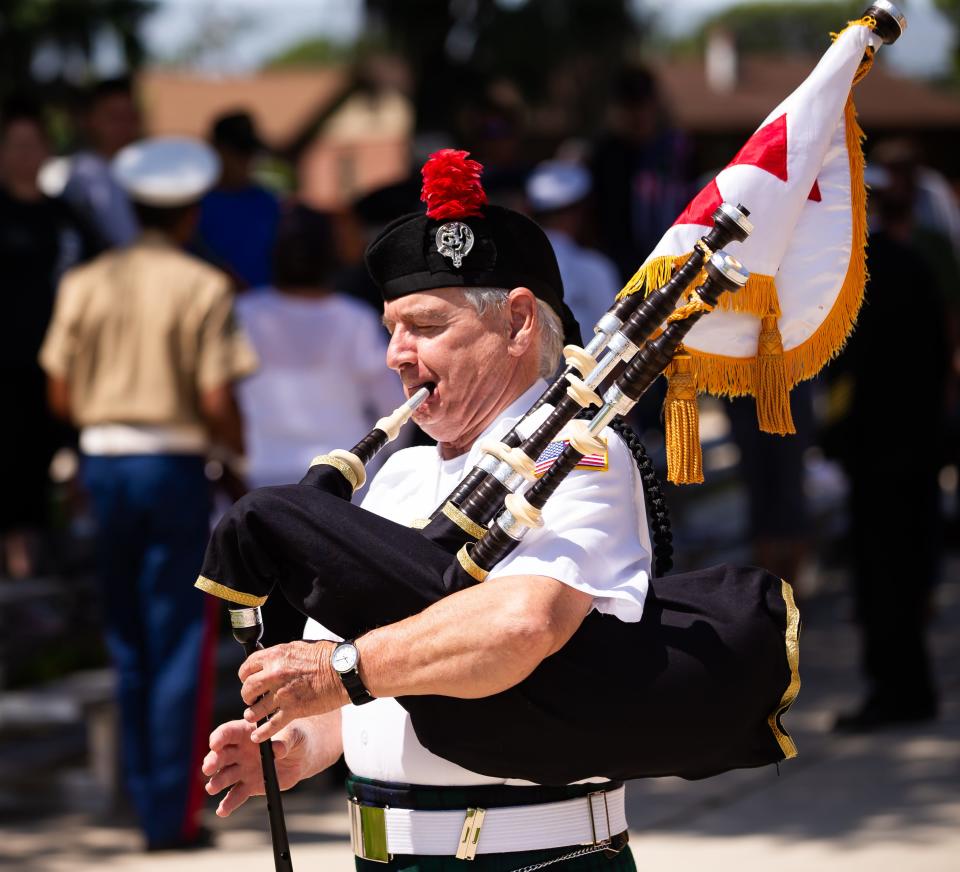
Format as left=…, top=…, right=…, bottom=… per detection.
left=4, top=65, right=959, bottom=576
left=2, top=0, right=960, bottom=852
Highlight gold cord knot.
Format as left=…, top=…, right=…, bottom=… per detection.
left=831, top=15, right=878, bottom=43
left=665, top=352, right=697, bottom=401
left=667, top=292, right=715, bottom=323
left=758, top=314, right=785, bottom=356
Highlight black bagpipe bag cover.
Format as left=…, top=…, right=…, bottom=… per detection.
left=200, top=480, right=799, bottom=784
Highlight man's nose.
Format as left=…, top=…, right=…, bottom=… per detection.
left=385, top=326, right=417, bottom=371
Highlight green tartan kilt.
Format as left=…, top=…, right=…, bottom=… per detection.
left=355, top=842, right=637, bottom=872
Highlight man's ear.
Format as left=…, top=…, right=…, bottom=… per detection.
left=506, top=287, right=537, bottom=355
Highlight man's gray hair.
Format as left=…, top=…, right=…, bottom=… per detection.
left=461, top=287, right=564, bottom=379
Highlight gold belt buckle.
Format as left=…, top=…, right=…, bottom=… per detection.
left=456, top=807, right=487, bottom=861
left=348, top=798, right=391, bottom=863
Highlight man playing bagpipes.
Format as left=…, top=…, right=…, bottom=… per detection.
left=200, top=6, right=904, bottom=870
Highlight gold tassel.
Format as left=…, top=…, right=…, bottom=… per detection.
left=756, top=314, right=796, bottom=435
left=664, top=352, right=704, bottom=484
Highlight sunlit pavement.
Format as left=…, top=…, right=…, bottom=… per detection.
left=2, top=560, right=957, bottom=872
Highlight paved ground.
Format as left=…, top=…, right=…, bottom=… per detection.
left=2, top=564, right=958, bottom=872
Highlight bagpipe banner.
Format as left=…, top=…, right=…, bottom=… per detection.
left=622, top=17, right=885, bottom=482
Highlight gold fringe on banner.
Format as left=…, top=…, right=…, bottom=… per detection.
left=783, top=94, right=869, bottom=387
left=663, top=351, right=703, bottom=484
left=615, top=253, right=780, bottom=320
left=718, top=272, right=781, bottom=317
left=688, top=351, right=756, bottom=397
left=616, top=255, right=676, bottom=300
left=756, top=314, right=796, bottom=434
left=682, top=92, right=870, bottom=404
left=620, top=23, right=873, bottom=419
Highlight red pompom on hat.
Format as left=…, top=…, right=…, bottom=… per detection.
left=420, top=149, right=487, bottom=220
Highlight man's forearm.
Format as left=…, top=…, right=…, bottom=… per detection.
left=238, top=576, right=591, bottom=742
left=357, top=574, right=591, bottom=700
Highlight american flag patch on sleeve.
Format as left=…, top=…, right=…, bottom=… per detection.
left=534, top=439, right=608, bottom=477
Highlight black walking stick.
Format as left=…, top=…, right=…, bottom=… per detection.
left=230, top=606, right=294, bottom=872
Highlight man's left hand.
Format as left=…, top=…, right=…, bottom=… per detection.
left=239, top=641, right=349, bottom=742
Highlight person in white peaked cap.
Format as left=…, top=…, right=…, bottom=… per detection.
left=526, top=160, right=622, bottom=343
left=40, top=136, right=258, bottom=851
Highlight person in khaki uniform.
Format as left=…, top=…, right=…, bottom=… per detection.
left=39, top=137, right=257, bottom=852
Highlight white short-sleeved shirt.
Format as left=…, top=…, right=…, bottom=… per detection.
left=546, top=230, right=622, bottom=345
left=235, top=290, right=406, bottom=488
left=304, top=379, right=652, bottom=785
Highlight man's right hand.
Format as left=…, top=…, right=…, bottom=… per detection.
left=202, top=712, right=341, bottom=817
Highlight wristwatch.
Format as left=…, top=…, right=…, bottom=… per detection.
left=330, top=640, right=375, bottom=706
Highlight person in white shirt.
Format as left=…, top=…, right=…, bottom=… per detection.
left=236, top=205, right=407, bottom=491
left=526, top=160, right=623, bottom=336
left=201, top=150, right=661, bottom=871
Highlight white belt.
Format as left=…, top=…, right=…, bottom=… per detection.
left=80, top=423, right=208, bottom=456
left=348, top=785, right=627, bottom=862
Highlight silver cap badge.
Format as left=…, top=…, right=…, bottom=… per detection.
left=435, top=222, right=474, bottom=268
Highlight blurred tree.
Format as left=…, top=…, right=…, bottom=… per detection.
left=363, top=0, right=646, bottom=136
left=0, top=0, right=155, bottom=101
left=933, top=0, right=960, bottom=79
left=676, top=1, right=864, bottom=56
left=165, top=4, right=257, bottom=72
left=265, top=36, right=365, bottom=69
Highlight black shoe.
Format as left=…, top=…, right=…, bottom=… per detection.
left=833, top=697, right=937, bottom=734
left=146, top=825, right=216, bottom=852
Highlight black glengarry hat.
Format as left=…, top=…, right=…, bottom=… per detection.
left=365, top=149, right=582, bottom=346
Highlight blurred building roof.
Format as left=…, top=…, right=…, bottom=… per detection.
left=652, top=55, right=960, bottom=132
left=138, top=68, right=415, bottom=208
left=140, top=69, right=351, bottom=147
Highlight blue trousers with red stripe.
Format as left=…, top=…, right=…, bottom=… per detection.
left=83, top=454, right=218, bottom=846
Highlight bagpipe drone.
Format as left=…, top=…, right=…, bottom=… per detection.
left=197, top=0, right=905, bottom=841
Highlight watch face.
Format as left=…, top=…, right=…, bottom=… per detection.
left=332, top=643, right=359, bottom=673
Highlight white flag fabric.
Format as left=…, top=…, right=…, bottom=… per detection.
left=628, top=20, right=883, bottom=434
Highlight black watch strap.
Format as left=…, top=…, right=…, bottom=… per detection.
left=334, top=641, right=375, bottom=706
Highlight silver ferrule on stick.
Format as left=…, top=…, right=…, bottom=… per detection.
left=716, top=202, right=755, bottom=239
left=579, top=332, right=642, bottom=397
left=867, top=2, right=906, bottom=44
left=599, top=385, right=636, bottom=421
left=229, top=606, right=263, bottom=629
left=588, top=401, right=625, bottom=438
left=496, top=509, right=530, bottom=542
left=586, top=313, right=624, bottom=353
